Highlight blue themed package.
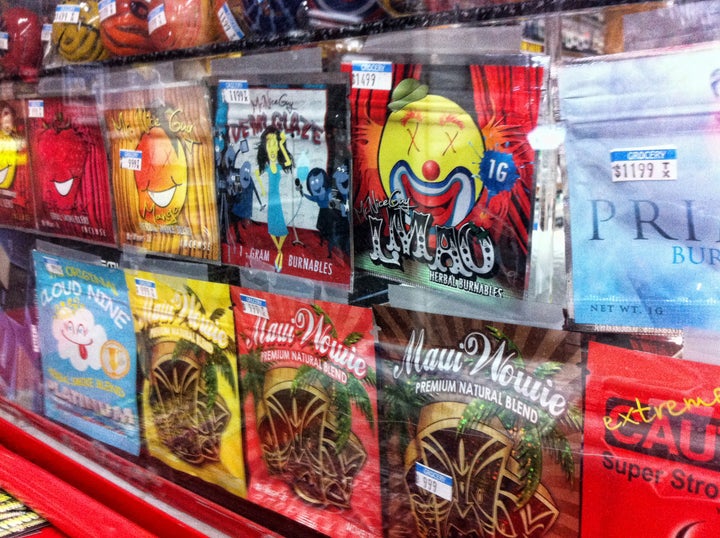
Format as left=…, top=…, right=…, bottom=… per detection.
left=33, top=251, right=140, bottom=455
left=559, top=44, right=720, bottom=330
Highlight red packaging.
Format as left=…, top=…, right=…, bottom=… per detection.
left=0, top=7, right=43, bottom=81
left=233, top=288, right=381, bottom=537
left=584, top=341, right=720, bottom=536
left=27, top=95, right=116, bottom=246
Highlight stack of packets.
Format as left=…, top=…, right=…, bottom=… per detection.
left=345, top=55, right=546, bottom=300
left=373, top=305, right=582, bottom=537
left=103, top=82, right=220, bottom=261
left=212, top=76, right=353, bottom=287
left=33, top=252, right=141, bottom=456
left=126, top=269, right=246, bottom=497
left=0, top=487, right=50, bottom=537
left=234, top=288, right=380, bottom=536
left=26, top=94, right=116, bottom=246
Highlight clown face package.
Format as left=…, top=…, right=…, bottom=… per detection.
left=33, top=251, right=140, bottom=455
left=345, top=55, right=547, bottom=301
left=374, top=305, right=582, bottom=538
left=103, top=82, right=220, bottom=261
left=584, top=341, right=720, bottom=536
left=0, top=98, right=35, bottom=230
left=127, top=269, right=245, bottom=497
left=559, top=44, right=720, bottom=330
left=27, top=94, right=116, bottom=246
left=213, top=75, right=352, bottom=287
left=233, top=287, right=380, bottom=536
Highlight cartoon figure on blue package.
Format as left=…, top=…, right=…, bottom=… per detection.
left=33, top=251, right=140, bottom=455
left=213, top=76, right=353, bottom=288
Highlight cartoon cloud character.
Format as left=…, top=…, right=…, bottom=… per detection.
left=52, top=304, right=107, bottom=372
left=378, top=78, right=485, bottom=228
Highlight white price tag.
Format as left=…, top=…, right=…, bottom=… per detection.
left=99, top=0, right=117, bottom=22
left=217, top=2, right=244, bottom=41
left=120, top=149, right=142, bottom=171
left=610, top=147, right=677, bottom=182
left=54, top=4, right=81, bottom=25
left=28, top=100, right=45, bottom=119
left=351, top=61, right=393, bottom=91
left=0, top=32, right=8, bottom=52
left=240, top=294, right=269, bottom=319
left=134, top=278, right=157, bottom=299
left=220, top=80, right=250, bottom=104
left=148, top=5, right=167, bottom=34
left=43, top=257, right=64, bottom=277
left=415, top=463, right=453, bottom=501
left=41, top=24, right=53, bottom=43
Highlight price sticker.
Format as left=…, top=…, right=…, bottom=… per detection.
left=54, top=4, right=81, bottom=25
left=217, top=2, right=244, bottom=41
left=41, top=24, right=53, bottom=43
left=610, top=147, right=677, bottom=182
left=120, top=149, right=142, bottom=171
left=28, top=100, right=45, bottom=119
left=351, top=61, right=392, bottom=91
left=415, top=463, right=453, bottom=501
left=99, top=0, right=117, bottom=22
left=147, top=4, right=167, bottom=34
left=134, top=278, right=157, bottom=299
left=220, top=80, right=250, bottom=104
left=240, top=294, right=270, bottom=319
left=0, top=32, right=8, bottom=51
left=43, top=257, right=64, bottom=277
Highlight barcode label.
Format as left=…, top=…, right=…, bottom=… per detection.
left=134, top=278, right=157, bottom=299
left=240, top=294, right=269, bottom=319
left=54, top=4, right=81, bottom=24
left=120, top=149, right=142, bottom=171
left=219, top=80, right=250, bottom=104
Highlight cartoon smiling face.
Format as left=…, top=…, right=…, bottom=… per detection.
left=37, top=127, right=88, bottom=210
left=378, top=80, right=485, bottom=228
left=52, top=305, right=107, bottom=371
left=134, top=126, right=188, bottom=225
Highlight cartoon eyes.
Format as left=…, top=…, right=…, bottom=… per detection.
left=64, top=320, right=74, bottom=334
left=76, top=324, right=87, bottom=337
left=64, top=320, right=87, bottom=336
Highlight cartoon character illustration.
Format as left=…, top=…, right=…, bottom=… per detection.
left=331, top=163, right=351, bottom=255
left=0, top=102, right=20, bottom=190
left=52, top=303, right=107, bottom=372
left=134, top=123, right=188, bottom=225
left=256, top=126, right=293, bottom=272
left=36, top=114, right=89, bottom=211
left=297, top=167, right=335, bottom=256
left=377, top=78, right=485, bottom=229
left=230, top=160, right=264, bottom=229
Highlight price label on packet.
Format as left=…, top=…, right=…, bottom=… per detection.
left=99, top=0, right=118, bottom=22
left=240, top=294, right=270, bottom=319
left=415, top=462, right=453, bottom=501
left=610, top=147, right=677, bottom=182
left=351, top=61, right=393, bottom=91
left=54, top=4, right=81, bottom=24
left=148, top=4, right=167, bottom=34
left=28, top=100, right=44, bottom=118
left=217, top=2, right=244, bottom=41
left=120, top=149, right=142, bottom=171
left=220, top=80, right=250, bottom=104
left=0, top=32, right=8, bottom=51
left=134, top=278, right=157, bottom=299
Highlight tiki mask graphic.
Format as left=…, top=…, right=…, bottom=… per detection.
left=257, top=367, right=367, bottom=508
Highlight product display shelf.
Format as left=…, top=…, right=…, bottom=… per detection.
left=0, top=396, right=297, bottom=537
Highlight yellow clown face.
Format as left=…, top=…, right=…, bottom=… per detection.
left=378, top=81, right=485, bottom=228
